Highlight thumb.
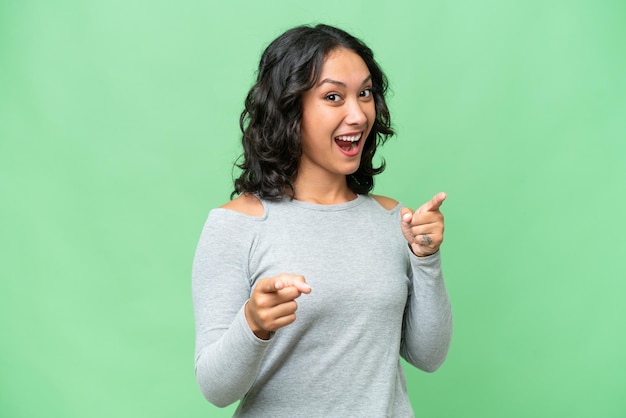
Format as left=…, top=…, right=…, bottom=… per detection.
left=416, top=192, right=447, bottom=214
left=401, top=207, right=414, bottom=224
left=400, top=207, right=415, bottom=243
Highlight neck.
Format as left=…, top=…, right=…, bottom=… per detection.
left=292, top=175, right=356, bottom=205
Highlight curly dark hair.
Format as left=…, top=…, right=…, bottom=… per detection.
left=233, top=24, right=394, bottom=200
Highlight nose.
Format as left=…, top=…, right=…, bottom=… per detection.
left=344, top=98, right=368, bottom=126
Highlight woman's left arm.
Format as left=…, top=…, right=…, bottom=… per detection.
left=400, top=251, right=453, bottom=372
left=398, top=192, right=453, bottom=371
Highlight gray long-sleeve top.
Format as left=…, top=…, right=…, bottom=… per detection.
left=192, top=195, right=453, bottom=417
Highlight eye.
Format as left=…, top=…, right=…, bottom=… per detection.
left=325, top=93, right=342, bottom=102
left=360, top=88, right=372, bottom=98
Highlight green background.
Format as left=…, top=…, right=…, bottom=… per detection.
left=1, top=0, right=625, bottom=417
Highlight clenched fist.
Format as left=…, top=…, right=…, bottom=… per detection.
left=245, top=274, right=312, bottom=340
left=400, top=192, right=446, bottom=257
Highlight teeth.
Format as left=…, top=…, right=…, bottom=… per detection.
left=336, top=134, right=361, bottom=142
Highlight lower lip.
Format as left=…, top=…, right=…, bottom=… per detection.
left=335, top=139, right=362, bottom=157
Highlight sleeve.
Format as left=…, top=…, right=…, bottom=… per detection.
left=191, top=210, right=271, bottom=407
left=400, top=250, right=453, bottom=372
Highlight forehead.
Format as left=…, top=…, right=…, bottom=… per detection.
left=316, top=48, right=370, bottom=83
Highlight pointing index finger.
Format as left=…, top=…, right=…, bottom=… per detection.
left=282, top=274, right=312, bottom=294
left=417, top=192, right=447, bottom=214
left=258, top=275, right=311, bottom=294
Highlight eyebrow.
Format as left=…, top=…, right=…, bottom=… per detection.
left=318, top=75, right=372, bottom=88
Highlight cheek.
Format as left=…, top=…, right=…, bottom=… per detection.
left=299, top=95, right=318, bottom=135
left=368, top=107, right=376, bottom=123
left=304, top=107, right=338, bottom=134
left=302, top=103, right=323, bottom=128
left=300, top=112, right=316, bottom=141
left=300, top=112, right=324, bottom=149
left=366, top=103, right=377, bottom=127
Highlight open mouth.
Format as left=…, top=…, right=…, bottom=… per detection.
left=334, top=133, right=362, bottom=155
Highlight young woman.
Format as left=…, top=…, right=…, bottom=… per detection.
left=192, top=24, right=452, bottom=417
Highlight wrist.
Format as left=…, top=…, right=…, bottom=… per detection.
left=244, top=301, right=271, bottom=340
left=408, top=242, right=439, bottom=258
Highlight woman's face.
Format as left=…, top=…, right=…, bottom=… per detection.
left=299, top=47, right=376, bottom=182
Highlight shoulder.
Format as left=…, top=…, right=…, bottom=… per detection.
left=370, top=194, right=400, bottom=211
left=219, top=193, right=265, bottom=217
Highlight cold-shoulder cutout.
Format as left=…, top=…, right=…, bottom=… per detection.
left=371, top=194, right=399, bottom=211
left=220, top=193, right=265, bottom=217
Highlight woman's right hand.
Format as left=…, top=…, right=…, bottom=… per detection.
left=244, top=274, right=312, bottom=340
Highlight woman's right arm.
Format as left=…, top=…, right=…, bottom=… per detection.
left=191, top=211, right=270, bottom=407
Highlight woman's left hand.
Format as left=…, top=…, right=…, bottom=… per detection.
left=400, top=192, right=446, bottom=257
